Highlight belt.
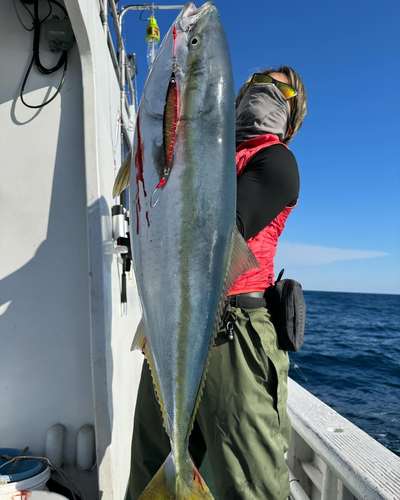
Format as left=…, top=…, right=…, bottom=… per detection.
left=228, top=291, right=266, bottom=309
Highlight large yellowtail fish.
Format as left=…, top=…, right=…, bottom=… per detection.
left=114, top=2, right=258, bottom=498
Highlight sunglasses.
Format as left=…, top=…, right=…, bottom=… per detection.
left=251, top=73, right=298, bottom=101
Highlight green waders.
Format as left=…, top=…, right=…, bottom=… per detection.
left=129, top=306, right=291, bottom=500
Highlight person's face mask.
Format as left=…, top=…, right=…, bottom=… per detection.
left=236, top=84, right=291, bottom=145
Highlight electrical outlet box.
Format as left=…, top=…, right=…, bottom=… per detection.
left=44, top=16, right=75, bottom=52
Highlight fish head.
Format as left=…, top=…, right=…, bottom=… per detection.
left=131, top=2, right=235, bottom=222
left=141, top=2, right=233, bottom=119
left=174, top=2, right=234, bottom=122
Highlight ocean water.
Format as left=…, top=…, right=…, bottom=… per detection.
left=289, top=290, right=400, bottom=456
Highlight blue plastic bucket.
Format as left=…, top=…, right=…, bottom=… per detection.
left=0, top=448, right=44, bottom=483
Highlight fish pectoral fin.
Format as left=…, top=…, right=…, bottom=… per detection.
left=138, top=452, right=214, bottom=499
left=112, top=151, right=131, bottom=198
left=131, top=317, right=147, bottom=352
left=226, top=226, right=260, bottom=289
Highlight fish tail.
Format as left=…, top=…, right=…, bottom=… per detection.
left=138, top=452, right=214, bottom=499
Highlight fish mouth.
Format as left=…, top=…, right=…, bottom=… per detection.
left=177, top=1, right=216, bottom=32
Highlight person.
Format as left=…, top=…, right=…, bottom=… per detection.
left=129, top=65, right=307, bottom=500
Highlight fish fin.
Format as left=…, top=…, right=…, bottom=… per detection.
left=112, top=151, right=131, bottom=198
left=226, top=226, right=260, bottom=290
left=138, top=452, right=214, bottom=499
left=137, top=327, right=171, bottom=436
left=186, top=227, right=259, bottom=438
left=130, top=317, right=147, bottom=351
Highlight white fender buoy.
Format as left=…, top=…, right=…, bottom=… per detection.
left=76, top=424, right=95, bottom=470
left=45, top=424, right=67, bottom=468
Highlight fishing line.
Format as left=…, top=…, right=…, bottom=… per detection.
left=290, top=358, right=320, bottom=395
left=113, top=114, right=122, bottom=174
left=0, top=455, right=79, bottom=500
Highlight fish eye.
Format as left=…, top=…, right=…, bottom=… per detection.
left=189, top=34, right=202, bottom=49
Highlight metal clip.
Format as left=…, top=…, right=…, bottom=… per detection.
left=226, top=321, right=234, bottom=341
left=225, top=312, right=237, bottom=341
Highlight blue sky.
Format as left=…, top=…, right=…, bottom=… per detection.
left=118, top=0, right=400, bottom=294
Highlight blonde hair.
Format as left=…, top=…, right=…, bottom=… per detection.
left=235, top=66, right=307, bottom=144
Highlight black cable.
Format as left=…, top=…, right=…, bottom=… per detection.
left=33, top=0, right=66, bottom=74
left=19, top=0, right=69, bottom=109
left=20, top=0, right=35, bottom=21
left=20, top=54, right=68, bottom=109
left=139, top=4, right=151, bottom=21
left=12, top=0, right=34, bottom=31
left=48, top=0, right=68, bottom=16
left=41, top=0, right=53, bottom=24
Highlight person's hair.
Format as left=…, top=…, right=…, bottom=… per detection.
left=235, top=65, right=307, bottom=144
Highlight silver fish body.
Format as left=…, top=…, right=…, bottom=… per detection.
left=128, top=3, right=258, bottom=498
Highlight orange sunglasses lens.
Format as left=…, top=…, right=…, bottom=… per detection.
left=252, top=74, right=296, bottom=100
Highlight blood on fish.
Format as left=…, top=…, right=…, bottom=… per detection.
left=193, top=469, right=204, bottom=490
left=135, top=114, right=147, bottom=197
left=146, top=211, right=150, bottom=227
left=135, top=114, right=147, bottom=234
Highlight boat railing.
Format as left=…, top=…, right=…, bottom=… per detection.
left=286, top=378, right=400, bottom=500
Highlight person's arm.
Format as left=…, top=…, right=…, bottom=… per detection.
left=236, top=145, right=300, bottom=241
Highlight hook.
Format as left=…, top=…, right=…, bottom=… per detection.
left=150, top=168, right=170, bottom=208
left=150, top=176, right=166, bottom=208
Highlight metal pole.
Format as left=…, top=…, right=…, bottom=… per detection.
left=107, top=31, right=121, bottom=83
left=118, top=12, right=126, bottom=176
left=108, top=0, right=123, bottom=63
left=100, top=0, right=108, bottom=35
left=120, top=4, right=185, bottom=21
left=152, top=4, right=185, bottom=8
left=127, top=74, right=135, bottom=107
